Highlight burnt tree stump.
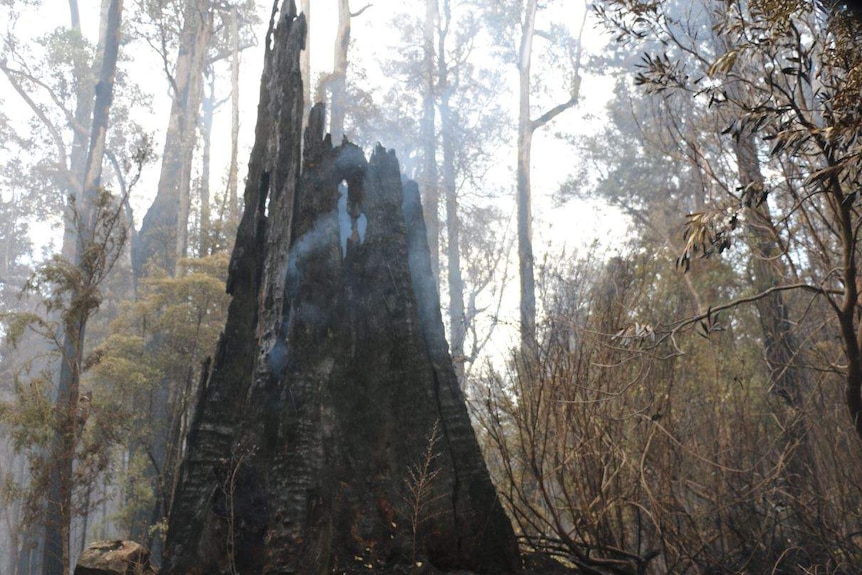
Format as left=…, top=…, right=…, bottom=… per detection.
left=162, top=2, right=519, bottom=574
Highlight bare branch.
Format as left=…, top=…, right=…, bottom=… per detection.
left=0, top=60, right=76, bottom=191
left=530, top=96, right=577, bottom=131
left=664, top=282, right=839, bottom=337
left=350, top=3, right=372, bottom=18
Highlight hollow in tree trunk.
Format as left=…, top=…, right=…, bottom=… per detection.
left=163, top=4, right=519, bottom=574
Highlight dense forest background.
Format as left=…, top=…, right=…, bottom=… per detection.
left=2, top=0, right=862, bottom=573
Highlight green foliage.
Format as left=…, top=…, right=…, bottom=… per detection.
left=87, top=251, right=231, bottom=528
left=42, top=28, right=95, bottom=101
left=1, top=372, right=55, bottom=453
left=0, top=183, right=131, bottom=559
left=112, top=451, right=156, bottom=534
left=97, top=252, right=229, bottom=374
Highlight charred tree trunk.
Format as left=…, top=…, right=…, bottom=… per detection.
left=163, top=4, right=519, bottom=574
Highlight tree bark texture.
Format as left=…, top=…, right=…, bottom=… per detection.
left=163, top=4, right=519, bottom=574
left=133, top=0, right=212, bottom=278
left=437, top=0, right=465, bottom=386
left=228, top=4, right=241, bottom=225
left=300, top=0, right=311, bottom=128
left=329, top=0, right=350, bottom=141
left=516, top=0, right=538, bottom=357
left=421, top=0, right=440, bottom=284
left=199, top=72, right=214, bottom=257
left=43, top=1, right=123, bottom=572
left=733, top=131, right=807, bottom=407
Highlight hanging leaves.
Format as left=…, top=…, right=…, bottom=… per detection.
left=707, top=50, right=739, bottom=77
left=676, top=208, right=740, bottom=271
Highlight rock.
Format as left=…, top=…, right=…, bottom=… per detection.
left=74, top=540, right=156, bottom=575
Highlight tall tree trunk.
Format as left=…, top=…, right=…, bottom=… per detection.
left=228, top=4, right=241, bottom=225
left=164, top=5, right=519, bottom=572
left=173, top=4, right=210, bottom=275
left=300, top=0, right=311, bottom=132
left=329, top=0, right=350, bottom=140
left=709, top=16, right=809, bottom=407
left=515, top=0, right=579, bottom=355
left=125, top=1, right=211, bottom=545
left=62, top=0, right=96, bottom=261
left=734, top=131, right=807, bottom=407
left=133, top=0, right=212, bottom=278
left=516, top=0, right=539, bottom=355
left=42, top=1, right=123, bottom=572
left=438, top=0, right=464, bottom=386
left=422, top=0, right=440, bottom=283
left=199, top=70, right=214, bottom=257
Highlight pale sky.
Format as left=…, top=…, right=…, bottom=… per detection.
left=3, top=0, right=628, bottom=359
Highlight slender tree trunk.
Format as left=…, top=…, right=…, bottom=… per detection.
left=701, top=11, right=807, bottom=408
left=42, top=2, right=123, bottom=572
left=228, top=4, right=241, bottom=225
left=517, top=0, right=538, bottom=355
left=199, top=71, right=214, bottom=257
left=62, top=0, right=96, bottom=260
left=422, top=0, right=439, bottom=283
left=300, top=0, right=311, bottom=131
left=133, top=0, right=212, bottom=278
left=329, top=0, right=350, bottom=140
left=515, top=0, right=579, bottom=355
left=174, top=5, right=210, bottom=274
left=17, top=522, right=39, bottom=575
left=734, top=131, right=807, bottom=407
left=437, top=0, right=464, bottom=385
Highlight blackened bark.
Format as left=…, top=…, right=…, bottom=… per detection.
left=160, top=4, right=284, bottom=571
left=164, top=3, right=519, bottom=573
